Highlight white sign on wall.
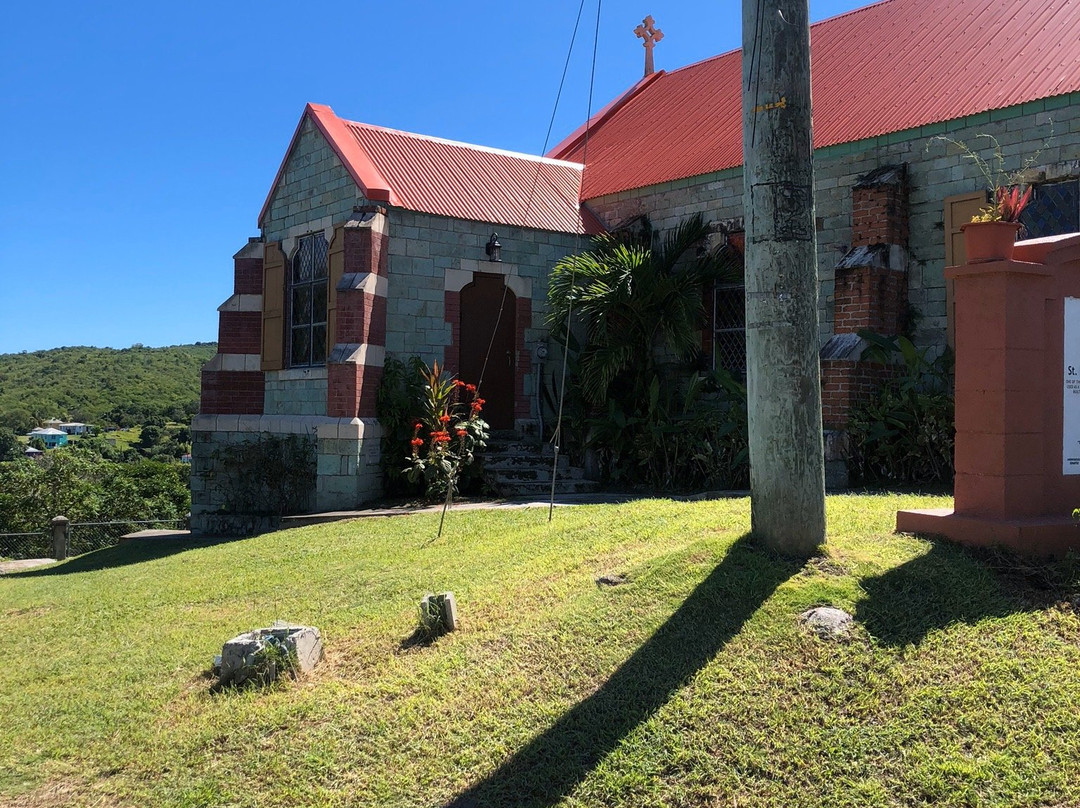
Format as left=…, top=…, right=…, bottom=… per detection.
left=1064, top=297, right=1080, bottom=474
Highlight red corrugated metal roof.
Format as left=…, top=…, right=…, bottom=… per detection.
left=550, top=0, right=1080, bottom=200
left=259, top=104, right=599, bottom=235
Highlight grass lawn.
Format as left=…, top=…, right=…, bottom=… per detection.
left=1, top=494, right=1079, bottom=807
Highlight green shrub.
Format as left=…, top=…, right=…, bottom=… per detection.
left=209, top=434, right=317, bottom=516
left=376, top=356, right=427, bottom=497
left=584, top=368, right=748, bottom=491
left=0, top=449, right=191, bottom=533
left=545, top=214, right=745, bottom=491
left=847, top=331, right=955, bottom=486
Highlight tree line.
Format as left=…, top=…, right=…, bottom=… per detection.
left=0, top=449, right=190, bottom=534
left=0, top=343, right=215, bottom=433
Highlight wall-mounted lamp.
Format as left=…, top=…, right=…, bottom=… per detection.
left=485, top=233, right=502, bottom=262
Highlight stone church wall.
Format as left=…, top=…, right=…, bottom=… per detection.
left=383, top=209, right=588, bottom=431
left=585, top=95, right=1080, bottom=352
left=193, top=117, right=592, bottom=526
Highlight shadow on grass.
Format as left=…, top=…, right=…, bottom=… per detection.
left=4, top=535, right=239, bottom=577
left=856, top=538, right=1080, bottom=646
left=444, top=533, right=800, bottom=808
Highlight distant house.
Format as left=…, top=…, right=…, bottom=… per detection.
left=59, top=422, right=90, bottom=435
left=23, top=446, right=44, bottom=459
left=27, top=428, right=68, bottom=449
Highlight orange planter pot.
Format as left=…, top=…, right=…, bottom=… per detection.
left=961, top=221, right=1022, bottom=262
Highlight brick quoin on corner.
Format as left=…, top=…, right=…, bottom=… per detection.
left=200, top=371, right=264, bottom=415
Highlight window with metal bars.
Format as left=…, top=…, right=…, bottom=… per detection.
left=289, top=232, right=329, bottom=367
left=1019, top=179, right=1080, bottom=240
left=713, top=277, right=746, bottom=379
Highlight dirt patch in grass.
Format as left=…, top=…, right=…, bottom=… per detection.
left=3, top=778, right=122, bottom=808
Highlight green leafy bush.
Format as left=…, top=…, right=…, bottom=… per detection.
left=0, top=449, right=190, bottom=533
left=546, top=214, right=746, bottom=490
left=209, top=434, right=316, bottom=516
left=584, top=368, right=748, bottom=490
left=847, top=331, right=955, bottom=486
left=376, top=355, right=427, bottom=496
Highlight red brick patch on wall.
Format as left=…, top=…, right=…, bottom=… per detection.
left=514, top=297, right=533, bottom=419
left=327, top=363, right=384, bottom=418
left=200, top=370, right=265, bottom=415
left=234, top=256, right=263, bottom=295
left=218, top=311, right=263, bottom=355
left=335, top=292, right=387, bottom=346
left=443, top=290, right=461, bottom=372
left=833, top=266, right=907, bottom=334
left=852, top=185, right=908, bottom=247
left=820, top=359, right=894, bottom=429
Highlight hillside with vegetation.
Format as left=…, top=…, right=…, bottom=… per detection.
left=0, top=343, right=216, bottom=432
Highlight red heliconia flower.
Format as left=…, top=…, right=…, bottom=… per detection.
left=453, top=379, right=466, bottom=388
left=996, top=184, right=1034, bottom=223
left=410, top=437, right=424, bottom=448
left=465, top=383, right=477, bottom=393
left=456, top=428, right=467, bottom=437
left=414, top=422, right=423, bottom=432
left=439, top=413, right=452, bottom=424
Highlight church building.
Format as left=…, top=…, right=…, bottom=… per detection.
left=191, top=0, right=1080, bottom=528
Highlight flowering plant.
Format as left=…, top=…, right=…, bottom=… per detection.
left=924, top=126, right=1049, bottom=223
left=927, top=127, right=1050, bottom=224
left=403, top=360, right=488, bottom=500
left=971, top=184, right=1033, bottom=223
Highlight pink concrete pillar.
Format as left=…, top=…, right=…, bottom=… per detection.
left=950, top=260, right=1050, bottom=518
left=897, top=233, right=1080, bottom=556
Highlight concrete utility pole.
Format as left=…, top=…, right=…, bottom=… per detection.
left=740, top=0, right=826, bottom=555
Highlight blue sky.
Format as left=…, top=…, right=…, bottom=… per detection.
left=0, top=1, right=867, bottom=354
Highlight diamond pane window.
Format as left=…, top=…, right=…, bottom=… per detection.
left=1019, top=179, right=1079, bottom=240
left=290, top=326, right=312, bottom=367
left=289, top=232, right=329, bottom=367
left=292, top=286, right=312, bottom=324
left=713, top=280, right=746, bottom=379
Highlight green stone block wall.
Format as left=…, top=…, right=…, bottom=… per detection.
left=262, top=117, right=360, bottom=244
left=586, top=98, right=1080, bottom=350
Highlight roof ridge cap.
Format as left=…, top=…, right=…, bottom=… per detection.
left=344, top=119, right=585, bottom=169
left=547, top=70, right=665, bottom=160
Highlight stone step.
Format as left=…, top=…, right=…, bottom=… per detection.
left=481, top=437, right=594, bottom=497
left=483, top=441, right=553, bottom=456
left=488, top=478, right=602, bottom=496
left=488, top=464, right=585, bottom=482
left=484, top=453, right=570, bottom=472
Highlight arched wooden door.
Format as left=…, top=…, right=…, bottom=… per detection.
left=459, top=273, right=516, bottom=430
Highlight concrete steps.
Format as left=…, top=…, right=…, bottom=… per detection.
left=483, top=434, right=600, bottom=497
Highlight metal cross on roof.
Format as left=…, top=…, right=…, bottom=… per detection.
left=634, top=15, right=664, bottom=77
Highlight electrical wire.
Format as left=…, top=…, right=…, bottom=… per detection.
left=550, top=0, right=602, bottom=522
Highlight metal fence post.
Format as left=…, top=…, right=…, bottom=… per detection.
left=51, top=516, right=70, bottom=561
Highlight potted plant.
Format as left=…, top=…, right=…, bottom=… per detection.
left=927, top=129, right=1050, bottom=262
left=961, top=184, right=1032, bottom=262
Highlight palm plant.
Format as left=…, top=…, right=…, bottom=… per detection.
left=546, top=215, right=746, bottom=488
left=547, top=214, right=740, bottom=406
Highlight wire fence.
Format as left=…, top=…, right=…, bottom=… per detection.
left=68, top=519, right=188, bottom=556
left=1, top=518, right=188, bottom=561
left=0, top=531, right=50, bottom=561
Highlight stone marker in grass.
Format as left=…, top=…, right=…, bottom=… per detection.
left=217, top=622, right=323, bottom=687
left=799, top=607, right=853, bottom=640
left=420, top=592, right=458, bottom=633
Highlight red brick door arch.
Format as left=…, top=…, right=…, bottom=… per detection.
left=459, top=273, right=516, bottom=430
